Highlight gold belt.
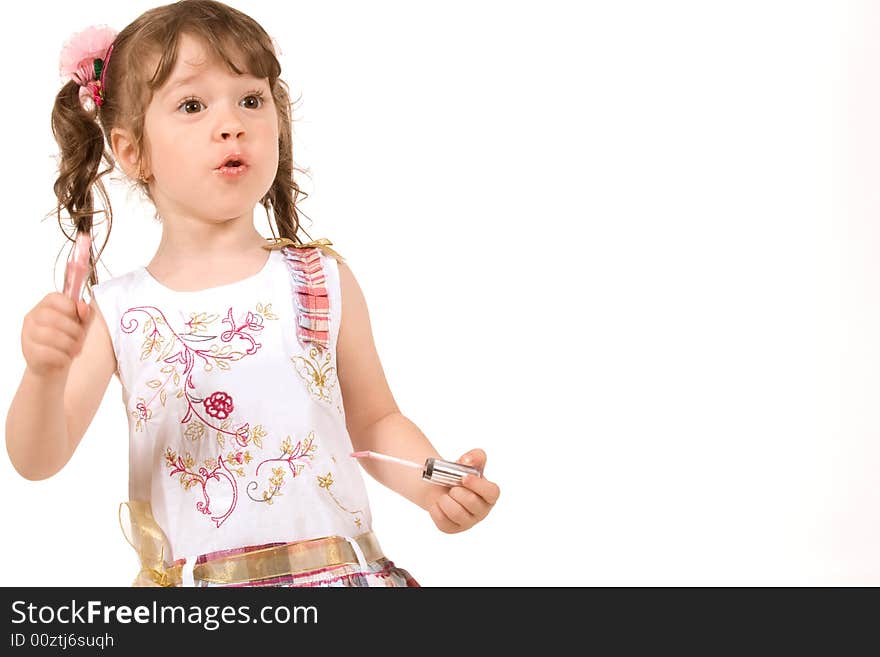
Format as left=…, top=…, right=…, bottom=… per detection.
left=119, top=500, right=383, bottom=587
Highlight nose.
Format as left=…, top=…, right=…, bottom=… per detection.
left=215, top=107, right=246, bottom=141
left=220, top=127, right=244, bottom=140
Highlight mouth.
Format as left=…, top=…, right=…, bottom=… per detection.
left=214, top=152, right=251, bottom=178
left=214, top=162, right=250, bottom=177
left=215, top=152, right=249, bottom=170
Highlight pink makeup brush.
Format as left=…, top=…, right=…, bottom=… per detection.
left=63, top=229, right=92, bottom=304
left=351, top=450, right=482, bottom=487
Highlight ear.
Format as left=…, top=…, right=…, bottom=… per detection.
left=110, top=126, right=147, bottom=181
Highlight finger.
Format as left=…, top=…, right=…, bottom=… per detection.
left=459, top=448, right=487, bottom=472
left=448, top=485, right=490, bottom=516
left=34, top=344, right=71, bottom=369
left=46, top=293, right=79, bottom=318
left=34, top=309, right=82, bottom=342
left=76, top=299, right=92, bottom=325
left=429, top=502, right=459, bottom=534
left=438, top=493, right=475, bottom=527
left=33, top=325, right=77, bottom=356
left=461, top=474, right=501, bottom=506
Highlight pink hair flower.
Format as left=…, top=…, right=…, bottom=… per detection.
left=59, top=25, right=118, bottom=85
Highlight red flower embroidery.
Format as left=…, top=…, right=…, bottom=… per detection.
left=204, top=391, right=234, bottom=419
left=136, top=402, right=149, bottom=419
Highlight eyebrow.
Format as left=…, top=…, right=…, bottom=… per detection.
left=162, top=72, right=267, bottom=98
left=163, top=73, right=202, bottom=95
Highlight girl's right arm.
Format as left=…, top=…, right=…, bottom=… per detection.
left=5, top=292, right=117, bottom=480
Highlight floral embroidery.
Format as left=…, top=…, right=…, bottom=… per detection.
left=247, top=432, right=317, bottom=504
left=121, top=304, right=274, bottom=447
left=291, top=345, right=338, bottom=405
left=250, top=424, right=268, bottom=449
left=131, top=397, right=153, bottom=431
left=119, top=265, right=359, bottom=533
left=164, top=446, right=252, bottom=528
left=317, top=470, right=365, bottom=529
left=184, top=420, right=205, bottom=442
left=121, top=302, right=278, bottom=526
left=256, top=302, right=279, bottom=321
left=204, top=391, right=234, bottom=419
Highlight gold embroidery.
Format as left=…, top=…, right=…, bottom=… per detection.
left=213, top=419, right=230, bottom=449
left=165, top=448, right=198, bottom=491
left=247, top=431, right=318, bottom=504
left=316, top=470, right=366, bottom=529
left=186, top=311, right=220, bottom=334
left=185, top=420, right=206, bottom=442
left=251, top=424, right=267, bottom=449
left=206, top=344, right=246, bottom=372
left=291, top=346, right=338, bottom=404
left=140, top=317, right=166, bottom=361
left=262, top=467, right=286, bottom=504
left=256, top=302, right=279, bottom=320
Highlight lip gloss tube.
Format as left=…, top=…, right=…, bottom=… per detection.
left=63, top=229, right=92, bottom=303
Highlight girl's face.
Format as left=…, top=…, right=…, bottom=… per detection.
left=142, top=33, right=279, bottom=225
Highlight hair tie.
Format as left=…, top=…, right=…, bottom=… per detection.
left=59, top=25, right=118, bottom=113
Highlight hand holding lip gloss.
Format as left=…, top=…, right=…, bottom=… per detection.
left=350, top=450, right=483, bottom=487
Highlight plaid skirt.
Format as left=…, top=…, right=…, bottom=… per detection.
left=190, top=556, right=420, bottom=588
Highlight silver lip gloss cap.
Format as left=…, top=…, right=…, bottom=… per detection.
left=422, top=458, right=482, bottom=487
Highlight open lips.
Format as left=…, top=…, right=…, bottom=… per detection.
left=216, top=153, right=249, bottom=169
left=215, top=153, right=250, bottom=176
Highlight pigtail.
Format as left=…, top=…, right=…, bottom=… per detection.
left=50, top=78, right=114, bottom=288
left=261, top=78, right=318, bottom=250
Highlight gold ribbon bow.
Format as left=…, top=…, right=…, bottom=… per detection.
left=263, top=236, right=346, bottom=263
left=118, top=501, right=183, bottom=587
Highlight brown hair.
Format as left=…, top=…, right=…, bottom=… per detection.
left=50, top=0, right=317, bottom=288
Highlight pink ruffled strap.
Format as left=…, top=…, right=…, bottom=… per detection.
left=281, top=246, right=332, bottom=352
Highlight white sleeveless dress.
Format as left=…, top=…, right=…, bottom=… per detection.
left=90, top=244, right=418, bottom=587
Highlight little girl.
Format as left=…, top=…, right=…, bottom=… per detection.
left=5, top=0, right=499, bottom=587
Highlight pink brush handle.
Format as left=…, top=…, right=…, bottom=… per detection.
left=350, top=450, right=423, bottom=470
left=63, top=230, right=92, bottom=302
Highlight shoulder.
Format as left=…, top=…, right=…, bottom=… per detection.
left=88, top=268, right=146, bottom=325
left=335, top=259, right=368, bottom=321
left=332, top=258, right=379, bottom=359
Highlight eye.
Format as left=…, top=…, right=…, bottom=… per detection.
left=242, top=90, right=266, bottom=109
left=176, top=90, right=267, bottom=114
left=179, top=97, right=205, bottom=114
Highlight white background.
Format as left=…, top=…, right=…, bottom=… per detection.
left=0, top=0, right=876, bottom=586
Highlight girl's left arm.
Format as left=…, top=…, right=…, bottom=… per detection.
left=336, top=261, right=500, bottom=532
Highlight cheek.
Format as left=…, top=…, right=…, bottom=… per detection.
left=143, top=118, right=176, bottom=172
left=259, top=121, right=281, bottom=175
left=153, top=135, right=194, bottom=178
